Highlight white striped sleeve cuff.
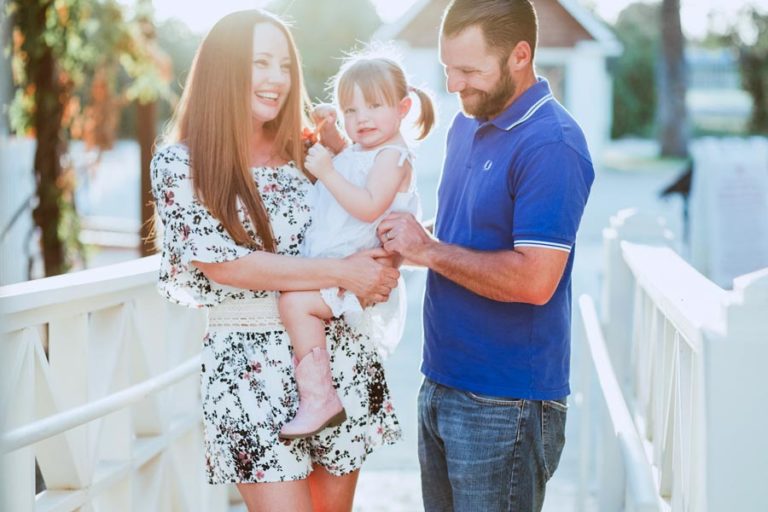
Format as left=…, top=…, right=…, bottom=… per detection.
left=513, top=239, right=572, bottom=253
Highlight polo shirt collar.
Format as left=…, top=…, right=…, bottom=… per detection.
left=483, top=77, right=554, bottom=131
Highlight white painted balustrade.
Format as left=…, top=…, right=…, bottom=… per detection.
left=577, top=294, right=660, bottom=512
left=0, top=256, right=237, bottom=512
left=582, top=209, right=768, bottom=512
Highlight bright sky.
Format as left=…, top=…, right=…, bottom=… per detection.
left=144, top=0, right=764, bottom=39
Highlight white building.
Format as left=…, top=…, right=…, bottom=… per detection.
left=374, top=0, right=622, bottom=164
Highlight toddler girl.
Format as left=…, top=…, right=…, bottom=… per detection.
left=278, top=55, right=435, bottom=439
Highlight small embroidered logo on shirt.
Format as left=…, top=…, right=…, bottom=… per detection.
left=483, top=160, right=493, bottom=171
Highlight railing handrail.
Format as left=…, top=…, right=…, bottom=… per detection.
left=621, top=241, right=727, bottom=349
left=0, top=255, right=159, bottom=316
left=0, top=355, right=200, bottom=454
left=579, top=294, right=660, bottom=510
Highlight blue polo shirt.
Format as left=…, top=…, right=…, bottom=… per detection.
left=422, top=78, right=594, bottom=400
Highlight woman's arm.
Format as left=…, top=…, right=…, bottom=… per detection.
left=305, top=145, right=409, bottom=223
left=193, top=248, right=400, bottom=303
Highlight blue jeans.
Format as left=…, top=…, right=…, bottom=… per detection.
left=417, top=378, right=567, bottom=512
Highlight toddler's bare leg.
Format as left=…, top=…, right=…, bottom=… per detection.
left=279, top=291, right=334, bottom=360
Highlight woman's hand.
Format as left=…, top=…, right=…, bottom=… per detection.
left=375, top=251, right=405, bottom=269
left=305, top=143, right=335, bottom=180
left=341, top=248, right=400, bottom=304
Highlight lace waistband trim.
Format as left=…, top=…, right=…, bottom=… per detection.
left=208, top=296, right=284, bottom=332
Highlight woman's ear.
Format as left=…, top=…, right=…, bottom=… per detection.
left=399, top=96, right=413, bottom=119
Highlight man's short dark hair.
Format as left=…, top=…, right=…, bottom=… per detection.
left=441, top=0, right=538, bottom=60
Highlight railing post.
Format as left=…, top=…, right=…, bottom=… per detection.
left=601, top=209, right=674, bottom=393
left=0, top=329, right=37, bottom=512
left=703, top=268, right=768, bottom=512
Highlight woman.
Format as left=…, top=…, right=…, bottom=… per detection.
left=150, top=10, right=402, bottom=511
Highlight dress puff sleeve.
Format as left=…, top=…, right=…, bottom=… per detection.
left=150, top=144, right=259, bottom=308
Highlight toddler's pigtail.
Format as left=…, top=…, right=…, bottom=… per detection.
left=408, top=85, right=436, bottom=140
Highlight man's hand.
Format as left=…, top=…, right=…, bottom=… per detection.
left=305, top=143, right=335, bottom=180
left=377, top=212, right=437, bottom=266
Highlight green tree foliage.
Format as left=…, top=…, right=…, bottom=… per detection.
left=118, top=17, right=200, bottom=137
left=6, top=0, right=170, bottom=276
left=611, top=2, right=660, bottom=139
left=269, top=0, right=380, bottom=102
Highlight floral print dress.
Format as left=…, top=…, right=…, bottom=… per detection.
left=151, top=144, right=401, bottom=484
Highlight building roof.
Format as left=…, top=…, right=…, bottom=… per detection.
left=374, top=0, right=622, bottom=55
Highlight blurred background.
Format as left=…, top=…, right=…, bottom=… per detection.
left=1, top=1, right=767, bottom=511
left=2, top=0, right=767, bottom=285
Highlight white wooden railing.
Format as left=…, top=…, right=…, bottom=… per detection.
left=579, top=209, right=768, bottom=512
left=0, top=256, right=238, bottom=511
left=577, top=294, right=660, bottom=512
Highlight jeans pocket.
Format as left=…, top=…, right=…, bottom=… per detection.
left=542, top=400, right=567, bottom=479
left=544, top=398, right=568, bottom=413
left=464, top=391, right=523, bottom=406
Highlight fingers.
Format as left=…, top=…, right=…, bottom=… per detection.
left=357, top=247, right=389, bottom=259
left=381, top=269, right=400, bottom=289
left=377, top=212, right=413, bottom=239
left=313, top=103, right=336, bottom=117
left=374, top=253, right=400, bottom=268
left=382, top=240, right=398, bottom=254
left=372, top=293, right=389, bottom=303
left=322, top=111, right=337, bottom=123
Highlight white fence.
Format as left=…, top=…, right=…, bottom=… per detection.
left=0, top=256, right=238, bottom=511
left=579, top=209, right=768, bottom=511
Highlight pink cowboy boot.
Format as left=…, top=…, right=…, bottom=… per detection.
left=279, top=347, right=347, bottom=440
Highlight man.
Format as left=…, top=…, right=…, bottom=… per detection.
left=377, top=1, right=595, bottom=510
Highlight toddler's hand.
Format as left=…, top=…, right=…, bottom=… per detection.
left=311, top=103, right=337, bottom=125
left=305, top=143, right=334, bottom=180
left=312, top=103, right=347, bottom=155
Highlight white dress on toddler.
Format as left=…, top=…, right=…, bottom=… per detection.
left=301, top=143, right=421, bottom=358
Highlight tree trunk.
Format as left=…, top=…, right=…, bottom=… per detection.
left=31, top=45, right=69, bottom=276
left=137, top=100, right=156, bottom=256
left=740, top=50, right=768, bottom=134
left=657, top=0, right=689, bottom=158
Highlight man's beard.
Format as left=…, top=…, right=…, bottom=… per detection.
left=459, top=69, right=516, bottom=120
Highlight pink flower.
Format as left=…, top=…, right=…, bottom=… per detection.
left=164, top=190, right=175, bottom=206
left=256, top=470, right=266, bottom=480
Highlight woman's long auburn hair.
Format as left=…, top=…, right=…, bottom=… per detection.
left=164, top=10, right=311, bottom=253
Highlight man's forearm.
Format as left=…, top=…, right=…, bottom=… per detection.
left=378, top=213, right=563, bottom=303
left=422, top=243, right=552, bottom=304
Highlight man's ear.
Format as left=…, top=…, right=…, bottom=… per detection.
left=507, top=41, right=533, bottom=71
left=399, top=96, right=413, bottom=118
